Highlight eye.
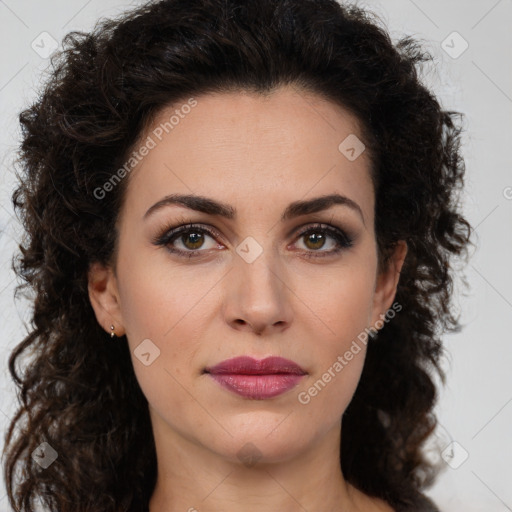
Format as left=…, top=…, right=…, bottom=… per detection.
left=293, top=223, right=354, bottom=258
left=152, top=222, right=354, bottom=259
left=152, top=223, right=221, bottom=258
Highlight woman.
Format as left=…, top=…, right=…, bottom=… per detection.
left=2, top=0, right=472, bottom=510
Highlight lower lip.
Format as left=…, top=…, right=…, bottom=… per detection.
left=207, top=373, right=305, bottom=399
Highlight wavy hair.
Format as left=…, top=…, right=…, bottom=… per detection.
left=3, top=0, right=472, bottom=510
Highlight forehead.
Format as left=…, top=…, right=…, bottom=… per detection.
left=121, top=86, right=374, bottom=224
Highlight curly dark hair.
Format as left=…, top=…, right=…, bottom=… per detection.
left=2, top=0, right=473, bottom=510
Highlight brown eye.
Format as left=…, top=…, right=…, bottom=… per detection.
left=153, top=222, right=354, bottom=259
left=302, top=232, right=328, bottom=251
left=153, top=224, right=221, bottom=258
left=179, top=231, right=206, bottom=250
left=294, top=224, right=354, bottom=258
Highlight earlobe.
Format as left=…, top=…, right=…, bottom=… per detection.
left=371, top=240, right=408, bottom=326
left=87, top=262, right=125, bottom=337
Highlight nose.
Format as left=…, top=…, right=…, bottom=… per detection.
left=222, top=246, right=293, bottom=336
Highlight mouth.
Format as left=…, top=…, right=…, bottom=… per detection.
left=204, top=356, right=307, bottom=399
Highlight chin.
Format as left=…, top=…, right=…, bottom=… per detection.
left=206, top=423, right=310, bottom=466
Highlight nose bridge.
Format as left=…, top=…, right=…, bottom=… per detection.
left=227, top=233, right=291, bottom=327
left=234, top=233, right=283, bottom=297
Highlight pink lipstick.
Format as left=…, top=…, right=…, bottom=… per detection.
left=204, top=356, right=306, bottom=400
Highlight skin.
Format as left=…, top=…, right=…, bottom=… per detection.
left=88, top=84, right=407, bottom=512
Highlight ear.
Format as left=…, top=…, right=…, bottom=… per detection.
left=87, top=262, right=125, bottom=337
left=369, top=240, right=408, bottom=328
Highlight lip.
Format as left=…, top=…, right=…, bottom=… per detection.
left=204, top=356, right=307, bottom=400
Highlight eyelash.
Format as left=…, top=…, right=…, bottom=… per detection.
left=152, top=222, right=354, bottom=259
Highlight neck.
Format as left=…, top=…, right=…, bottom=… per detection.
left=146, top=408, right=381, bottom=512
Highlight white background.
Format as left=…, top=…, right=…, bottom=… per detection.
left=0, top=1, right=511, bottom=510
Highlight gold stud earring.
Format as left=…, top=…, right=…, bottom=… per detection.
left=110, top=324, right=116, bottom=338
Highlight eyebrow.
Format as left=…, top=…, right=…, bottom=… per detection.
left=143, top=192, right=365, bottom=225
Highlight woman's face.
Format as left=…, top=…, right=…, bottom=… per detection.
left=89, top=84, right=406, bottom=465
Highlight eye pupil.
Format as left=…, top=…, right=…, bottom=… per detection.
left=305, top=232, right=325, bottom=250
left=183, top=232, right=204, bottom=249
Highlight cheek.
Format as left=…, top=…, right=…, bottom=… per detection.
left=294, top=314, right=368, bottom=442
left=116, top=245, right=213, bottom=341
left=299, top=262, right=376, bottom=343
left=117, top=264, right=207, bottom=427
left=292, top=261, right=375, bottom=420
left=115, top=249, right=214, bottom=396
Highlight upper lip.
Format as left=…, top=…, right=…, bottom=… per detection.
left=204, top=356, right=306, bottom=375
